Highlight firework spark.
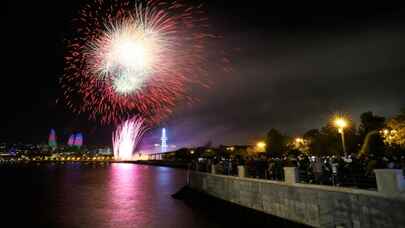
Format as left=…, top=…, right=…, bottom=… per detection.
left=113, top=116, right=148, bottom=160
left=62, top=0, right=212, bottom=124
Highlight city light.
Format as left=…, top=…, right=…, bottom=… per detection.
left=295, top=138, right=304, bottom=144
left=380, top=128, right=399, bottom=145
left=333, top=116, right=348, bottom=155
left=334, top=117, right=348, bottom=133
left=256, top=141, right=266, bottom=152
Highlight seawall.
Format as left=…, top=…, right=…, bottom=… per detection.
left=188, top=171, right=405, bottom=228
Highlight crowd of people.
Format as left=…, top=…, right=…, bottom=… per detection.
left=192, top=153, right=405, bottom=189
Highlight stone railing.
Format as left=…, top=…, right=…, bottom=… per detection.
left=189, top=166, right=405, bottom=228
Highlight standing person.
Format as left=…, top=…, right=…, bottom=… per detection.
left=299, top=155, right=310, bottom=183
left=206, top=159, right=212, bottom=173
left=222, top=159, right=228, bottom=175
left=267, top=158, right=275, bottom=180
left=312, top=157, right=323, bottom=184
left=365, top=154, right=377, bottom=177
left=246, top=157, right=254, bottom=178
left=330, top=157, right=339, bottom=186
left=228, top=158, right=233, bottom=175
left=274, top=158, right=283, bottom=180
left=258, top=155, right=267, bottom=179
left=386, top=156, right=395, bottom=169
left=253, top=155, right=263, bottom=178
left=350, top=153, right=362, bottom=187
left=322, top=157, right=332, bottom=185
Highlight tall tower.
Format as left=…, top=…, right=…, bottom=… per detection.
left=161, top=128, right=168, bottom=153
left=67, top=134, right=75, bottom=146
left=74, top=133, right=83, bottom=148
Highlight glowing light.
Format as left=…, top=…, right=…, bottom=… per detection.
left=48, top=129, right=57, bottom=149
left=67, top=134, right=75, bottom=146
left=132, top=153, right=150, bottom=161
left=161, top=128, right=168, bottom=153
left=295, top=138, right=304, bottom=143
left=113, top=116, right=148, bottom=160
left=256, top=141, right=266, bottom=152
left=110, top=38, right=149, bottom=69
left=335, top=118, right=347, bottom=129
left=74, top=133, right=83, bottom=147
left=334, top=117, right=348, bottom=133
left=96, top=20, right=160, bottom=94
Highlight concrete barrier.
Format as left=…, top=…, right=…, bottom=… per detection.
left=211, top=164, right=216, bottom=174
left=189, top=171, right=405, bottom=228
left=374, top=169, right=405, bottom=196
left=283, top=167, right=298, bottom=184
left=237, top=165, right=246, bottom=178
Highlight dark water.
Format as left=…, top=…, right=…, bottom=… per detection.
left=0, top=163, right=306, bottom=228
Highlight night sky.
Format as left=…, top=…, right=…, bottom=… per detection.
left=3, top=1, right=405, bottom=147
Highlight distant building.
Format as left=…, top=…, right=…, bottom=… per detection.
left=97, top=147, right=112, bottom=155
left=67, top=134, right=75, bottom=146
left=73, top=133, right=83, bottom=148
left=48, top=129, right=57, bottom=150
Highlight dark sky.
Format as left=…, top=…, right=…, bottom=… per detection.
left=3, top=1, right=405, bottom=147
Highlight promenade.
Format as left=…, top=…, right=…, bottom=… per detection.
left=188, top=167, right=405, bottom=228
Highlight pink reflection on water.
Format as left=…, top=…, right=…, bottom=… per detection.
left=106, top=163, right=155, bottom=227
left=41, top=163, right=201, bottom=227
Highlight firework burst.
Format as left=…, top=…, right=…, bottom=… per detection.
left=62, top=0, right=212, bottom=124
left=113, top=116, right=148, bottom=160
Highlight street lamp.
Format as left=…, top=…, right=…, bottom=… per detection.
left=295, top=137, right=304, bottom=144
left=334, top=117, right=347, bottom=156
left=256, top=141, right=266, bottom=153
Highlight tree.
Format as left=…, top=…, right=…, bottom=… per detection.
left=359, top=131, right=385, bottom=158
left=265, top=128, right=287, bottom=157
left=174, top=148, right=191, bottom=160
left=355, top=112, right=386, bottom=158
left=359, top=111, right=385, bottom=139
left=385, top=109, right=405, bottom=149
left=303, top=129, right=323, bottom=156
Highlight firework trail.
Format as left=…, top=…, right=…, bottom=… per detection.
left=113, top=116, right=148, bottom=160
left=62, top=0, right=214, bottom=124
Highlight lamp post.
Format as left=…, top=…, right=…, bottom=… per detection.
left=295, top=137, right=304, bottom=145
left=256, top=141, right=266, bottom=153
left=334, top=118, right=347, bottom=156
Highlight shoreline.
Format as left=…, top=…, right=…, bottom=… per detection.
left=114, top=160, right=189, bottom=169
left=0, top=159, right=190, bottom=169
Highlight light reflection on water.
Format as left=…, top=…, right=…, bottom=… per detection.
left=1, top=163, right=305, bottom=228
left=107, top=163, right=157, bottom=227
left=1, top=163, right=203, bottom=228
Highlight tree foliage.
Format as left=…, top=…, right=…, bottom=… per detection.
left=385, top=110, right=405, bottom=149
left=265, top=128, right=287, bottom=157
left=359, top=111, right=385, bottom=138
